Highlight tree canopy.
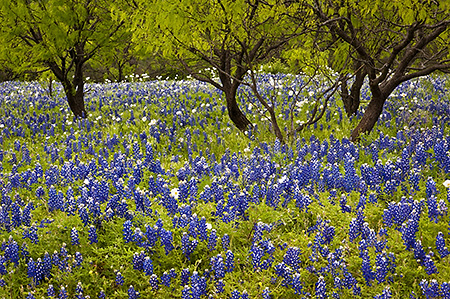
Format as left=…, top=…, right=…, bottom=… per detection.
left=307, top=0, right=450, bottom=139
left=0, top=0, right=130, bottom=117
left=131, top=0, right=305, bottom=139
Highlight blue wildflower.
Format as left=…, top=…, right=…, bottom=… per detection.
left=128, top=285, right=140, bottom=299
left=149, top=274, right=159, bottom=291
left=225, top=250, right=235, bottom=273
left=123, top=220, right=133, bottom=243
left=315, top=276, right=327, bottom=299
left=208, top=229, right=217, bottom=251
left=71, top=228, right=80, bottom=246
left=436, top=232, right=450, bottom=258
left=116, top=271, right=124, bottom=286
left=88, top=225, right=98, bottom=244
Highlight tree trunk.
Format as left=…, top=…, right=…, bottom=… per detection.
left=62, top=62, right=87, bottom=118
left=66, top=88, right=87, bottom=118
left=225, top=90, right=252, bottom=132
left=350, top=92, right=386, bottom=141
left=341, top=64, right=365, bottom=117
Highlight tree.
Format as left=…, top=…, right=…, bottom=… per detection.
left=0, top=0, right=129, bottom=118
left=308, top=0, right=450, bottom=140
left=132, top=0, right=303, bottom=139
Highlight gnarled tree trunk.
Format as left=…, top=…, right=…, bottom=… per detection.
left=341, top=68, right=366, bottom=117
left=62, top=62, right=87, bottom=118
left=224, top=89, right=252, bottom=132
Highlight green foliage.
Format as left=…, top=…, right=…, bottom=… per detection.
left=0, top=0, right=131, bottom=80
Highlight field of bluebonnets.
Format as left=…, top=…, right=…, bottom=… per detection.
left=0, top=73, right=450, bottom=299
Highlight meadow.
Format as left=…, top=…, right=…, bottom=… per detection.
left=0, top=73, right=449, bottom=299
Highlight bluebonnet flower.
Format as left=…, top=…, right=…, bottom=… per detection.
left=222, top=234, right=230, bottom=251
left=349, top=209, right=365, bottom=242
left=262, top=287, right=271, bottom=299
left=250, top=244, right=264, bottom=271
left=149, top=274, right=159, bottom=290
left=182, top=285, right=193, bottom=299
left=76, top=281, right=83, bottom=296
left=420, top=279, right=440, bottom=299
left=375, top=252, right=388, bottom=284
left=123, top=220, right=133, bottom=243
left=71, top=228, right=80, bottom=246
left=436, top=232, right=450, bottom=258
left=216, top=279, right=225, bottom=293
left=88, top=225, right=98, bottom=244
left=181, top=268, right=190, bottom=286
left=211, top=254, right=225, bottom=279
left=161, top=271, right=171, bottom=287
left=401, top=209, right=421, bottom=250
left=26, top=292, right=35, bottom=299
left=42, top=252, right=52, bottom=278
left=23, top=224, right=39, bottom=244
left=283, top=247, right=301, bottom=271
left=11, top=201, right=21, bottom=228
left=132, top=251, right=145, bottom=271
left=315, top=276, right=327, bottom=299
left=425, top=177, right=437, bottom=198
left=117, top=199, right=129, bottom=218
left=142, top=225, right=156, bottom=248
left=27, top=258, right=35, bottom=280
left=181, top=232, right=198, bottom=260
left=59, top=244, right=68, bottom=271
left=128, top=285, right=140, bottom=299
left=48, top=284, right=56, bottom=297
left=197, top=216, right=208, bottom=242
left=361, top=249, right=374, bottom=285
left=116, top=271, right=124, bottom=286
left=413, top=240, right=427, bottom=263
left=374, top=286, right=391, bottom=299
left=5, top=237, right=20, bottom=266
left=208, top=229, right=217, bottom=251
left=98, top=289, right=106, bottom=299
left=423, top=254, right=438, bottom=275
left=427, top=195, right=440, bottom=223
left=339, top=195, right=351, bottom=213
left=143, top=257, right=154, bottom=276
left=441, top=282, right=450, bottom=299
left=74, top=252, right=83, bottom=267
left=274, top=262, right=293, bottom=287
left=230, top=289, right=241, bottom=299
left=21, top=202, right=34, bottom=226
left=160, top=228, right=174, bottom=255
left=59, top=286, right=68, bottom=299
left=78, top=205, right=90, bottom=226
left=292, top=273, right=303, bottom=295
left=225, top=250, right=235, bottom=272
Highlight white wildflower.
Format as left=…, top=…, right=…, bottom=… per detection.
left=170, top=188, right=179, bottom=200
left=443, top=180, right=450, bottom=188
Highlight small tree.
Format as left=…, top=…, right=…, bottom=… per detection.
left=0, top=0, right=129, bottom=118
left=132, top=0, right=303, bottom=137
left=309, top=0, right=450, bottom=140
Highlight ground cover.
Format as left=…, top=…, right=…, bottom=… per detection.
left=0, top=74, right=449, bottom=298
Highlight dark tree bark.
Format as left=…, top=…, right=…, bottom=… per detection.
left=225, top=90, right=252, bottom=131
left=48, top=56, right=87, bottom=118
left=64, top=82, right=87, bottom=118
left=312, top=0, right=450, bottom=141
left=341, top=62, right=366, bottom=117
left=350, top=89, right=386, bottom=141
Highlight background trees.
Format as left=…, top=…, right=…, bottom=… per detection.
left=132, top=0, right=304, bottom=139
left=1, top=0, right=449, bottom=142
left=308, top=0, right=450, bottom=140
left=0, top=0, right=130, bottom=118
